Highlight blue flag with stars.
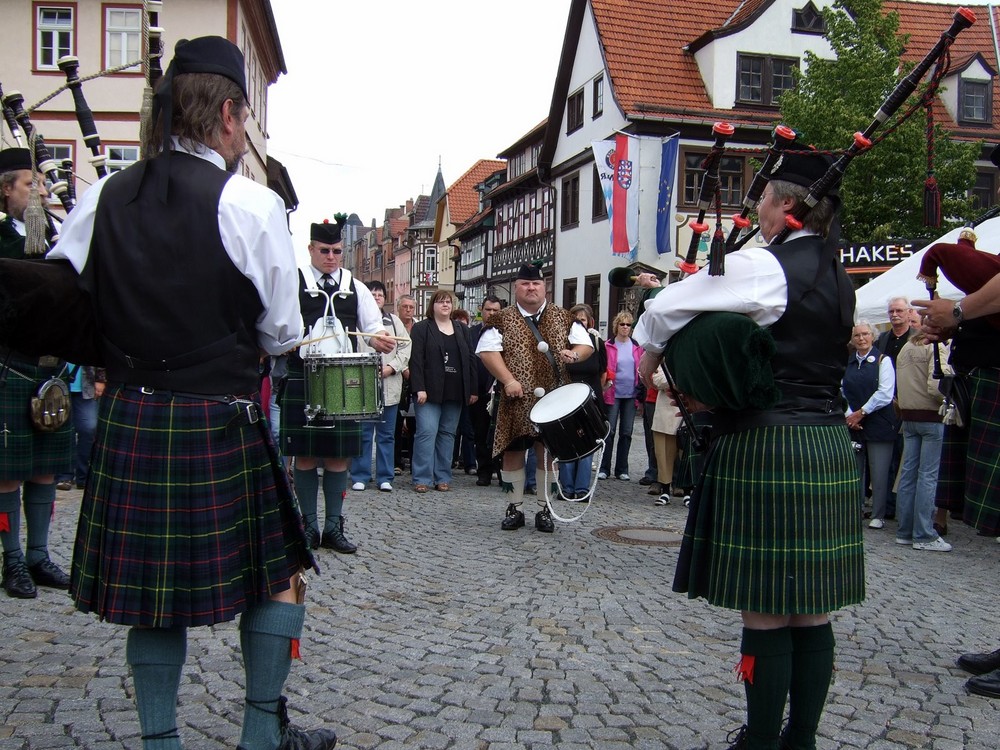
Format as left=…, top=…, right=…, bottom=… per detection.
left=656, top=135, right=679, bottom=256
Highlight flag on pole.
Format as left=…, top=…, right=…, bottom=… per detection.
left=592, top=134, right=640, bottom=257
left=656, top=135, right=679, bottom=256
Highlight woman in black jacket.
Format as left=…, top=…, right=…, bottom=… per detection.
left=409, top=291, right=478, bottom=492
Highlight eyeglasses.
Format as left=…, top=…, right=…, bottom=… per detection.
left=317, top=247, right=343, bottom=255
left=619, top=323, right=632, bottom=328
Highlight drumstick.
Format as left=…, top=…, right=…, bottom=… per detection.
left=347, top=330, right=411, bottom=343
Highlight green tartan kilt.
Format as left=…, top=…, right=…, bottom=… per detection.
left=278, top=359, right=362, bottom=458
left=673, top=424, right=865, bottom=614
left=0, top=363, right=72, bottom=480
left=71, top=386, right=314, bottom=628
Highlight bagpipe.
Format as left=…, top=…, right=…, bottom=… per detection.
left=635, top=6, right=977, bottom=422
left=0, top=1, right=165, bottom=364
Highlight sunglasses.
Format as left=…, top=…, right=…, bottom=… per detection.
left=317, top=247, right=343, bottom=255
left=619, top=323, right=632, bottom=327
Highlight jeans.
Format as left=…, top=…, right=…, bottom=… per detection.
left=600, top=397, right=637, bottom=476
left=59, top=393, right=97, bottom=485
left=351, top=403, right=399, bottom=486
left=412, top=400, right=462, bottom=486
left=525, top=445, right=538, bottom=490
left=895, top=421, right=944, bottom=542
left=559, top=456, right=593, bottom=495
left=855, top=439, right=894, bottom=519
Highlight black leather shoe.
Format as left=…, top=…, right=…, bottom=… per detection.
left=534, top=507, right=554, bottom=533
left=966, top=667, right=1000, bottom=698
left=304, top=527, right=320, bottom=550
left=501, top=503, right=524, bottom=530
left=524, top=487, right=536, bottom=496
left=320, top=517, right=356, bottom=554
left=476, top=477, right=491, bottom=487
left=2, top=558, right=38, bottom=599
left=958, top=648, right=1000, bottom=676
left=28, top=557, right=70, bottom=589
left=274, top=696, right=338, bottom=750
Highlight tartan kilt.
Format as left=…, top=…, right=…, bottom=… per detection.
left=70, top=386, right=315, bottom=628
left=0, top=363, right=72, bottom=479
left=673, top=424, right=865, bottom=614
left=939, top=368, right=1000, bottom=536
left=278, top=358, right=362, bottom=458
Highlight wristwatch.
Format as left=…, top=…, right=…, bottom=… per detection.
left=953, top=300, right=965, bottom=324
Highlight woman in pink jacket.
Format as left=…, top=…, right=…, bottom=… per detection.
left=599, top=311, right=643, bottom=480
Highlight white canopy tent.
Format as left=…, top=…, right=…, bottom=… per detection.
left=854, top=217, right=1000, bottom=326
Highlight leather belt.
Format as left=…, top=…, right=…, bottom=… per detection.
left=119, top=385, right=261, bottom=430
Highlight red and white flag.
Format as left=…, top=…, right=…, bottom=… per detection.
left=592, top=133, right=640, bottom=257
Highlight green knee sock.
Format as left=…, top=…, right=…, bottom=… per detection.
left=0, top=489, right=23, bottom=560
left=126, top=627, right=187, bottom=750
left=739, top=627, right=793, bottom=750
left=292, top=468, right=319, bottom=533
left=22, top=481, right=55, bottom=566
left=239, top=601, right=306, bottom=750
left=322, top=470, right=347, bottom=532
left=785, top=623, right=836, bottom=750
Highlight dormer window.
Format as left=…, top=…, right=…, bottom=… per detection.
left=792, top=2, right=826, bottom=35
left=960, top=79, right=991, bottom=124
left=736, top=54, right=799, bottom=107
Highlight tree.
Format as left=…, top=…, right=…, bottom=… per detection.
left=778, top=0, right=978, bottom=243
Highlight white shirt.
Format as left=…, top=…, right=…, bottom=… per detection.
left=49, top=139, right=302, bottom=355
left=631, top=232, right=819, bottom=354
left=475, top=301, right=593, bottom=353
left=304, top=266, right=386, bottom=336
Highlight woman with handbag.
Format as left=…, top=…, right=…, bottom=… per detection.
left=409, top=291, right=478, bottom=492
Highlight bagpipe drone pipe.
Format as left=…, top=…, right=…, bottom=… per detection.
left=0, top=1, right=166, bottom=365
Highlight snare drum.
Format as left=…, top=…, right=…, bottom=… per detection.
left=303, top=353, right=384, bottom=426
left=529, top=382, right=609, bottom=462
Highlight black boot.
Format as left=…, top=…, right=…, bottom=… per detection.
left=321, top=517, right=357, bottom=554
left=303, top=527, right=320, bottom=551
left=2, top=554, right=38, bottom=599
left=28, top=556, right=70, bottom=589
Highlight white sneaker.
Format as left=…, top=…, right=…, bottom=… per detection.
left=868, top=518, right=884, bottom=529
left=655, top=494, right=669, bottom=506
left=379, top=482, right=393, bottom=492
left=913, top=537, right=952, bottom=552
left=352, top=481, right=365, bottom=491
left=895, top=537, right=911, bottom=545
left=617, top=473, right=630, bottom=481
left=597, top=472, right=608, bottom=480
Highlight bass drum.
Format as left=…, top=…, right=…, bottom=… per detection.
left=529, top=382, right=609, bottom=462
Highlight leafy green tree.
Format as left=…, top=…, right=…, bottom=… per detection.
left=778, top=0, right=978, bottom=242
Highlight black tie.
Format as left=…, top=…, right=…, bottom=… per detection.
left=321, top=273, right=335, bottom=293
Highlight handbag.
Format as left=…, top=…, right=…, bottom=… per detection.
left=937, top=373, right=971, bottom=428
left=30, top=376, right=72, bottom=431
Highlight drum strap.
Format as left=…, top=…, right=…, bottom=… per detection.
left=523, top=314, right=562, bottom=386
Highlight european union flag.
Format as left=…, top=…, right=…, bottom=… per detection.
left=656, top=135, right=679, bottom=255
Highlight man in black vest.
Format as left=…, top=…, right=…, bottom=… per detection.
left=279, top=217, right=394, bottom=554
left=0, top=147, right=73, bottom=600
left=469, top=295, right=502, bottom=486
left=635, top=151, right=864, bottom=750
left=49, top=37, right=335, bottom=750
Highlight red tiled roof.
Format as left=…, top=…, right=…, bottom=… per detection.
left=389, top=217, right=409, bottom=238
left=444, top=159, right=506, bottom=227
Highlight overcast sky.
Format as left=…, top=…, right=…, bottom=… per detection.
left=267, top=1, right=573, bottom=250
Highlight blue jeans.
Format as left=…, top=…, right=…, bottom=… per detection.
left=600, top=397, right=637, bottom=476
left=525, top=445, right=537, bottom=490
left=59, top=393, right=98, bottom=485
left=412, top=400, right=462, bottom=486
left=895, top=421, right=944, bottom=543
left=351, top=403, right=399, bottom=485
left=559, top=456, right=593, bottom=494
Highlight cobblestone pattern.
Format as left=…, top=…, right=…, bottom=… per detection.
left=1, top=425, right=998, bottom=749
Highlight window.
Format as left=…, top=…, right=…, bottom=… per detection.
left=105, top=7, right=141, bottom=68
left=972, top=170, right=995, bottom=210
left=563, top=278, right=577, bottom=308
left=424, top=246, right=436, bottom=273
left=105, top=144, right=140, bottom=173
left=43, top=142, right=73, bottom=204
left=593, top=76, right=604, bottom=118
left=592, top=164, right=607, bottom=220
left=36, top=6, right=74, bottom=69
left=960, top=79, right=991, bottom=124
left=583, top=275, right=601, bottom=325
left=566, top=89, right=584, bottom=134
left=560, top=172, right=580, bottom=228
left=736, top=54, right=799, bottom=107
left=682, top=152, right=747, bottom=209
left=792, top=2, right=827, bottom=34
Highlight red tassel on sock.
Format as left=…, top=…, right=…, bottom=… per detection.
left=735, top=654, right=756, bottom=684
left=0, top=512, right=9, bottom=533
left=290, top=638, right=301, bottom=660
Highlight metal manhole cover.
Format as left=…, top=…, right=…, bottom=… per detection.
left=592, top=525, right=683, bottom=546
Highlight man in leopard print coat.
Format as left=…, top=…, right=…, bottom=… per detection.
left=476, top=263, right=594, bottom=533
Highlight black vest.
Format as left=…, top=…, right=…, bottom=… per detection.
left=715, top=235, right=854, bottom=432
left=80, top=153, right=264, bottom=393
left=298, top=269, right=359, bottom=353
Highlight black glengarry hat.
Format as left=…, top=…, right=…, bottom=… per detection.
left=311, top=217, right=344, bottom=245
left=0, top=148, right=33, bottom=175
left=771, top=149, right=838, bottom=198
left=516, top=259, right=544, bottom=281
